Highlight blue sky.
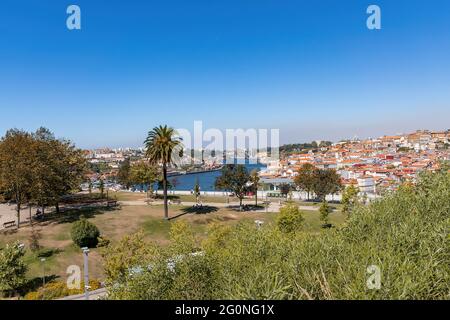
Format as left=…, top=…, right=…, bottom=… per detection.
left=0, top=0, right=449, bottom=148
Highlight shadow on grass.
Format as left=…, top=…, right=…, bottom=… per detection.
left=18, top=275, right=60, bottom=296
left=169, top=205, right=219, bottom=220
left=35, top=205, right=121, bottom=225
left=229, top=205, right=265, bottom=212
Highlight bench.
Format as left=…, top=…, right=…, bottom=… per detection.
left=170, top=199, right=181, bottom=205
left=3, top=220, right=16, bottom=229
left=106, top=200, right=118, bottom=207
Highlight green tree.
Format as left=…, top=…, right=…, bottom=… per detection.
left=0, top=242, right=27, bottom=295
left=276, top=202, right=304, bottom=233
left=30, top=128, right=87, bottom=214
left=341, top=185, right=359, bottom=215
left=278, top=183, right=291, bottom=197
left=319, top=200, right=332, bottom=227
left=311, top=168, right=342, bottom=201
left=117, top=158, right=132, bottom=189
left=293, top=163, right=316, bottom=200
left=71, top=217, right=100, bottom=248
left=129, top=161, right=158, bottom=198
left=249, top=169, right=260, bottom=206
left=215, top=165, right=250, bottom=210
left=0, top=130, right=34, bottom=228
left=144, top=125, right=183, bottom=220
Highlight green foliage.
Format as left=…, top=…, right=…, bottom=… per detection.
left=278, top=183, right=292, bottom=196
left=319, top=200, right=331, bottom=226
left=102, top=231, right=158, bottom=285
left=70, top=217, right=100, bottom=248
left=311, top=168, right=342, bottom=200
left=0, top=242, right=27, bottom=293
left=215, top=165, right=250, bottom=207
left=293, top=163, right=316, bottom=199
left=342, top=185, right=359, bottom=215
left=129, top=161, right=158, bottom=188
left=105, top=170, right=450, bottom=300
left=117, top=158, right=131, bottom=188
left=24, top=279, right=101, bottom=300
left=276, top=202, right=304, bottom=234
left=0, top=127, right=87, bottom=226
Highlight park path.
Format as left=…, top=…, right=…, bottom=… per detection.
left=118, top=199, right=319, bottom=213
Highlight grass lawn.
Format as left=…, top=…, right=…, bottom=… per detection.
left=0, top=201, right=347, bottom=288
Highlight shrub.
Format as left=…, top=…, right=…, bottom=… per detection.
left=319, top=200, right=332, bottom=227
left=70, top=218, right=100, bottom=248
left=276, top=202, right=304, bottom=233
left=24, top=279, right=102, bottom=300
left=97, top=236, right=110, bottom=248
left=0, top=242, right=27, bottom=295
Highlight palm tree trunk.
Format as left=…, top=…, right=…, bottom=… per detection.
left=163, top=163, right=169, bottom=220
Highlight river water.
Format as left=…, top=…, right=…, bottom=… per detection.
left=168, top=163, right=266, bottom=191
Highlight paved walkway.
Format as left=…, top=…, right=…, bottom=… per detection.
left=119, top=199, right=319, bottom=213
left=0, top=204, right=36, bottom=230
left=58, top=288, right=108, bottom=300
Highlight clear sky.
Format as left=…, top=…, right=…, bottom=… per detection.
left=0, top=0, right=449, bottom=148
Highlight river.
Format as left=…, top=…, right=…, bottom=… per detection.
left=168, top=163, right=266, bottom=191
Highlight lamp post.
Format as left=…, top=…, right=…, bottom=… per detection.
left=82, top=247, right=90, bottom=300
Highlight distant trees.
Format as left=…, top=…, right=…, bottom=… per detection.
left=280, top=141, right=332, bottom=155
left=294, top=164, right=342, bottom=201
left=279, top=183, right=292, bottom=198
left=215, top=165, right=250, bottom=210
left=0, top=128, right=87, bottom=227
left=311, top=169, right=342, bottom=201
left=145, top=125, right=183, bottom=220
left=117, top=158, right=132, bottom=189
left=293, top=163, right=315, bottom=200
left=129, top=161, right=158, bottom=197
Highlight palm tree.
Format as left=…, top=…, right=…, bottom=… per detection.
left=144, top=125, right=182, bottom=220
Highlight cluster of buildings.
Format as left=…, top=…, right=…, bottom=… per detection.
left=260, top=130, right=450, bottom=195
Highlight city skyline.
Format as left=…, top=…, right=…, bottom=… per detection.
left=1, top=1, right=450, bottom=148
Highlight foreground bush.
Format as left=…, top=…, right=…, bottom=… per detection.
left=105, top=169, right=450, bottom=300
left=24, top=279, right=101, bottom=300
left=0, top=242, right=27, bottom=296
left=71, top=218, right=100, bottom=248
